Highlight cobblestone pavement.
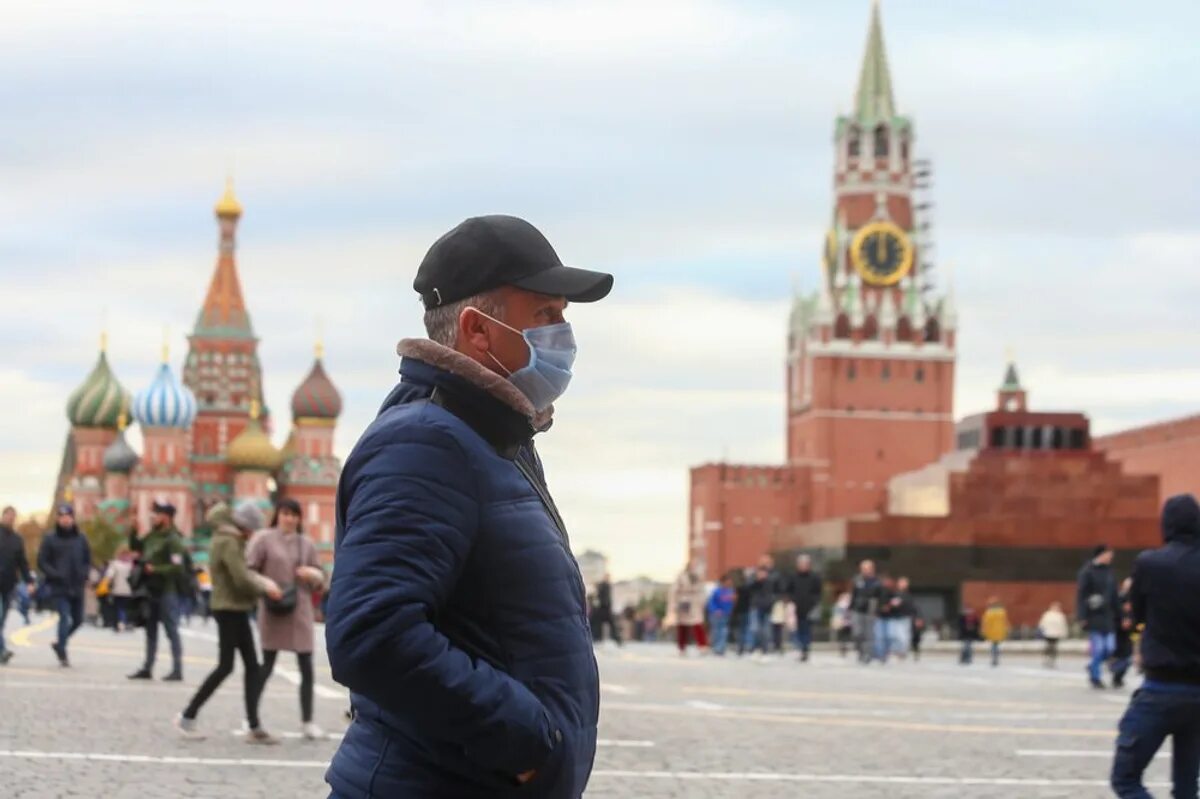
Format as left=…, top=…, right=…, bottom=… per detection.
left=0, top=616, right=1168, bottom=798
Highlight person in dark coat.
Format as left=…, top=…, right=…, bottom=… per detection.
left=1111, top=494, right=1200, bottom=797
left=0, top=506, right=34, bottom=665
left=324, top=215, right=612, bottom=799
left=1077, top=543, right=1120, bottom=688
left=732, top=569, right=752, bottom=656
left=592, top=575, right=621, bottom=646
left=958, top=606, right=981, bottom=665
left=788, top=555, right=822, bottom=662
left=850, top=560, right=882, bottom=664
left=37, top=504, right=91, bottom=667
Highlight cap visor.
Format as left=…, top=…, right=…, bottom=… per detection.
left=511, top=265, right=613, bottom=303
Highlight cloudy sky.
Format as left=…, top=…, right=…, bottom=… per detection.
left=3, top=1, right=1198, bottom=580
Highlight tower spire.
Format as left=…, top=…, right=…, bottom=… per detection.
left=855, top=0, right=896, bottom=122
left=195, top=179, right=254, bottom=339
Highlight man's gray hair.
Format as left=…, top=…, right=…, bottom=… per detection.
left=423, top=290, right=506, bottom=348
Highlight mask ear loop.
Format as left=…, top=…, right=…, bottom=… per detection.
left=464, top=306, right=525, bottom=376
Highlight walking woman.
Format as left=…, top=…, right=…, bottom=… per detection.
left=175, top=502, right=281, bottom=743
left=248, top=498, right=327, bottom=739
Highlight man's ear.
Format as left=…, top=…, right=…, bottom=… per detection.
left=458, top=307, right=491, bottom=354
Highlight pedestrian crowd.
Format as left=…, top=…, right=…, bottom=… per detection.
left=0, top=498, right=330, bottom=746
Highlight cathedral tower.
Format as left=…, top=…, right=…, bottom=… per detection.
left=786, top=1, right=957, bottom=517
left=183, top=181, right=267, bottom=517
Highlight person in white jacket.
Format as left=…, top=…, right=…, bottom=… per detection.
left=1038, top=601, right=1070, bottom=668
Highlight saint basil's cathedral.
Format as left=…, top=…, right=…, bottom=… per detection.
left=54, top=182, right=342, bottom=557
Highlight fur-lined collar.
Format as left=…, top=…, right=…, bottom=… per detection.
left=397, top=338, right=554, bottom=430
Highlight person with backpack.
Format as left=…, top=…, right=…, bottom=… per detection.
left=127, top=500, right=188, bottom=681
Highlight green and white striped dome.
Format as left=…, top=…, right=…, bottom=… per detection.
left=66, top=348, right=131, bottom=429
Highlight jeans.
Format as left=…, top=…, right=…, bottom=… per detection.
left=1112, top=686, right=1200, bottom=798
left=183, top=611, right=261, bottom=728
left=0, top=591, right=11, bottom=656
left=142, top=592, right=183, bottom=672
left=873, top=618, right=889, bottom=662
left=887, top=618, right=911, bottom=658
left=991, top=641, right=1001, bottom=666
left=960, top=639, right=974, bottom=664
left=794, top=618, right=813, bottom=656
left=711, top=613, right=730, bottom=655
left=743, top=608, right=771, bottom=654
left=55, top=594, right=84, bottom=653
left=851, top=612, right=873, bottom=662
left=1089, top=631, right=1116, bottom=682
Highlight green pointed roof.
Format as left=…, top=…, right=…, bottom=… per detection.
left=855, top=1, right=896, bottom=123
left=1001, top=362, right=1022, bottom=391
left=66, top=344, right=131, bottom=429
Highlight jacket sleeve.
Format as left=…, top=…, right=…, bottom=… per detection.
left=152, top=536, right=184, bottom=580
left=17, top=544, right=31, bottom=584
left=325, top=423, right=555, bottom=778
left=38, top=535, right=60, bottom=582
left=1075, top=567, right=1089, bottom=623
left=217, top=538, right=264, bottom=599
left=1130, top=557, right=1147, bottom=627
left=80, top=535, right=92, bottom=570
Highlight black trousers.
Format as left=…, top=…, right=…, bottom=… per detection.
left=182, top=610, right=261, bottom=729
left=260, top=649, right=314, bottom=723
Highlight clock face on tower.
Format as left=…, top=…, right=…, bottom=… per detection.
left=850, top=221, right=914, bottom=286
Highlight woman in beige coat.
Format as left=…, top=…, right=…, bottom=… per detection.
left=672, top=562, right=709, bottom=655
left=247, top=498, right=326, bottom=739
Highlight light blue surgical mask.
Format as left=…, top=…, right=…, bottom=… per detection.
left=474, top=310, right=577, bottom=412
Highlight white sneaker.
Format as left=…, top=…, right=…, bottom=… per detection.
left=173, top=714, right=205, bottom=741
left=302, top=722, right=325, bottom=740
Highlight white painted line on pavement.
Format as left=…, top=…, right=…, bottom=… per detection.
left=229, top=729, right=344, bottom=741
left=0, top=750, right=327, bottom=768
left=600, top=682, right=635, bottom=695
left=596, top=739, right=655, bottom=748
left=684, top=700, right=725, bottom=711
left=589, top=769, right=1169, bottom=787
left=1017, top=749, right=1169, bottom=759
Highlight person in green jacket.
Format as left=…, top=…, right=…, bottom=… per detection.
left=175, top=501, right=283, bottom=743
left=128, top=500, right=189, bottom=681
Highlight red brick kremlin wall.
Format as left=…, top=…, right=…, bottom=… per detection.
left=960, top=581, right=1076, bottom=628
left=1096, top=414, right=1200, bottom=504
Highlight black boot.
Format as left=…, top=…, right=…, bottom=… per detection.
left=127, top=668, right=152, bottom=680
left=162, top=669, right=184, bottom=682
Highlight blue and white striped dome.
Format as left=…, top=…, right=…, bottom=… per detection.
left=133, top=363, right=197, bottom=429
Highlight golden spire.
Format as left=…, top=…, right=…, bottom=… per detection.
left=215, top=177, right=244, bottom=218
left=161, top=326, right=170, bottom=364
left=249, top=398, right=261, bottom=420
left=100, top=330, right=108, bottom=354
left=314, top=317, right=325, bottom=360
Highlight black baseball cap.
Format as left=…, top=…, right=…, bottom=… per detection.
left=414, top=215, right=613, bottom=310
left=152, top=500, right=177, bottom=517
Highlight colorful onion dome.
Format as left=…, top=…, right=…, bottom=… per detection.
left=291, top=343, right=342, bottom=420
left=227, top=401, right=283, bottom=472
left=102, top=415, right=140, bottom=473
left=133, top=359, right=197, bottom=429
left=66, top=338, right=131, bottom=429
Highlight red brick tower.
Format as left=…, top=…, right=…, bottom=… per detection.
left=183, top=181, right=267, bottom=520
left=786, top=1, right=956, bottom=518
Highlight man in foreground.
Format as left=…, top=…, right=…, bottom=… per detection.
left=1111, top=494, right=1200, bottom=798
left=325, top=215, right=612, bottom=798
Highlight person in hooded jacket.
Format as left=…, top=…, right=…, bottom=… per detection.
left=1111, top=494, right=1200, bottom=798
left=1078, top=544, right=1121, bottom=689
left=324, top=215, right=612, bottom=799
left=38, top=504, right=91, bottom=667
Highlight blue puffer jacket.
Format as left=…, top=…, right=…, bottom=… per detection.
left=325, top=344, right=599, bottom=798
